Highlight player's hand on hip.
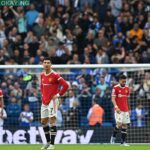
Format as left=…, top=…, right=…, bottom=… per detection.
left=53, top=93, right=61, bottom=107
left=53, top=93, right=60, bottom=100
left=116, top=108, right=121, bottom=114
left=128, top=110, right=131, bottom=116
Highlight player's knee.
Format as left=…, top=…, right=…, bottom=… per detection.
left=41, top=119, right=49, bottom=125
left=122, top=124, right=127, bottom=129
left=49, top=117, right=56, bottom=125
left=117, top=123, right=122, bottom=129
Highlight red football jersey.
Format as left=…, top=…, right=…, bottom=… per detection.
left=40, top=71, right=69, bottom=105
left=112, top=84, right=130, bottom=112
left=0, top=89, right=3, bottom=97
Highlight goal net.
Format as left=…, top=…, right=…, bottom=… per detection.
left=0, top=64, right=150, bottom=144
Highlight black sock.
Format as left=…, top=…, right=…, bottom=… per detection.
left=50, top=126, right=57, bottom=145
left=43, top=125, right=51, bottom=143
left=121, top=128, right=127, bottom=144
left=112, top=126, right=119, bottom=138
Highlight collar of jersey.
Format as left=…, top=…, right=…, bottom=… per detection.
left=44, top=70, right=53, bottom=76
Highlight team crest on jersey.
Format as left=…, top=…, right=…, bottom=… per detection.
left=125, top=90, right=128, bottom=93
left=49, top=78, right=52, bottom=82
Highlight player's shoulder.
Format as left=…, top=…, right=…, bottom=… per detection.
left=51, top=70, right=58, bottom=75
left=51, top=70, right=60, bottom=77
left=40, top=72, right=45, bottom=76
left=113, top=84, right=120, bottom=89
left=125, top=85, right=129, bottom=89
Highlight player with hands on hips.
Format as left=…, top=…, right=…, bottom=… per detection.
left=40, top=57, right=69, bottom=150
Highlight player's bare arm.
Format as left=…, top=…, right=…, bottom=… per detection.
left=112, top=96, right=121, bottom=114
left=0, top=97, right=4, bottom=108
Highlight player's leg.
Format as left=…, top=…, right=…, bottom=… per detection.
left=110, top=112, right=123, bottom=144
left=47, top=99, right=58, bottom=150
left=49, top=117, right=57, bottom=146
left=41, top=104, right=51, bottom=149
left=120, top=112, right=130, bottom=146
left=120, top=124, right=128, bottom=145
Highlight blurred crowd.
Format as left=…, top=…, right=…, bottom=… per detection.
left=0, top=67, right=150, bottom=128
left=0, top=0, right=150, bottom=65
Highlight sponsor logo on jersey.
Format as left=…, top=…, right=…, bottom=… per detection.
left=118, top=94, right=128, bottom=98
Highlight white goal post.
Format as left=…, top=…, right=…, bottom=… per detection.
left=0, top=64, right=150, bottom=69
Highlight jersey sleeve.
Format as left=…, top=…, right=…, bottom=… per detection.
left=127, top=87, right=130, bottom=97
left=112, top=87, right=117, bottom=97
left=55, top=73, right=69, bottom=96
left=40, top=74, right=43, bottom=93
left=0, top=90, right=3, bottom=97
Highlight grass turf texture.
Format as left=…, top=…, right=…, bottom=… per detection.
left=0, top=144, right=150, bottom=150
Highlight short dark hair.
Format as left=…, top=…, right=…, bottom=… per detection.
left=119, top=74, right=127, bottom=80
left=93, top=98, right=98, bottom=104
left=43, top=57, right=51, bottom=62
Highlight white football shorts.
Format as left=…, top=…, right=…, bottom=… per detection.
left=41, top=99, right=59, bottom=118
left=115, top=111, right=130, bottom=124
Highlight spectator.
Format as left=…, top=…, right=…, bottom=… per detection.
left=92, top=87, right=102, bottom=105
left=63, top=29, right=75, bottom=52
left=71, top=81, right=80, bottom=95
left=38, top=0, right=51, bottom=17
left=96, top=46, right=109, bottom=64
left=6, top=97, right=21, bottom=126
left=0, top=24, right=6, bottom=48
left=64, top=89, right=78, bottom=109
left=129, top=23, right=144, bottom=44
left=96, top=75, right=109, bottom=97
left=94, top=30, right=108, bottom=49
left=67, top=53, right=81, bottom=64
left=19, top=104, right=33, bottom=127
left=12, top=49, right=22, bottom=64
left=101, top=87, right=113, bottom=122
left=55, top=41, right=70, bottom=64
left=94, top=0, right=109, bottom=23
left=81, top=45, right=96, bottom=64
left=32, top=18, right=46, bottom=38
left=9, top=7, right=27, bottom=38
left=25, top=4, right=39, bottom=30
left=131, top=102, right=148, bottom=127
left=109, top=0, right=122, bottom=17
left=87, top=99, right=104, bottom=127
left=65, top=101, right=80, bottom=128
left=78, top=82, right=92, bottom=117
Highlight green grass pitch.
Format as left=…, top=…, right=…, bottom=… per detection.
left=0, top=144, right=150, bottom=150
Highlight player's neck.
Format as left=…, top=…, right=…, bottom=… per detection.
left=45, top=69, right=52, bottom=75
left=119, top=84, right=125, bottom=88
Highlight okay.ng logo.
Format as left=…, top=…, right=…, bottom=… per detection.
left=0, top=0, right=30, bottom=6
